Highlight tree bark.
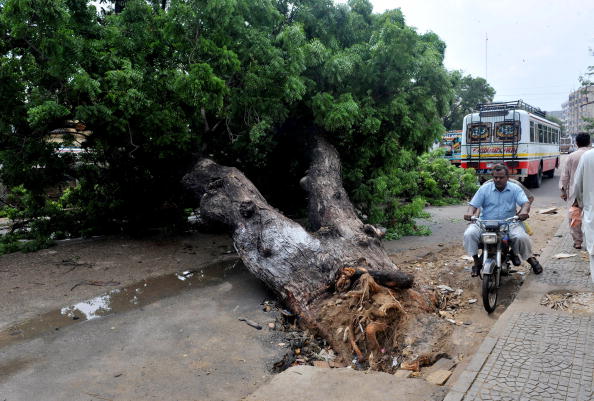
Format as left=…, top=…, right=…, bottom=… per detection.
left=182, top=135, right=442, bottom=369
left=182, top=136, right=411, bottom=314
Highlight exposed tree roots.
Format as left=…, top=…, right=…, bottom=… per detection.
left=313, top=269, right=450, bottom=371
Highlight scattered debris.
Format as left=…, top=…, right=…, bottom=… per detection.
left=312, top=360, right=330, bottom=368
left=468, top=299, right=477, bottom=304
left=553, top=253, right=577, bottom=259
left=460, top=255, right=474, bottom=262
left=238, top=317, right=262, bottom=330
left=436, top=285, right=454, bottom=293
left=262, top=300, right=274, bottom=312
left=279, top=309, right=294, bottom=317
left=316, top=349, right=336, bottom=362
left=400, top=360, right=420, bottom=372
left=541, top=292, right=594, bottom=313
left=425, top=357, right=456, bottom=373
left=541, top=293, right=573, bottom=310
left=538, top=207, right=558, bottom=215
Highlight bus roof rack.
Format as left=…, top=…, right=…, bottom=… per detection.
left=475, top=100, right=546, bottom=118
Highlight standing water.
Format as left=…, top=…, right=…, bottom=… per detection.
left=0, top=258, right=242, bottom=349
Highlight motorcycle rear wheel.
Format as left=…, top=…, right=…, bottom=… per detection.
left=482, top=273, right=498, bottom=313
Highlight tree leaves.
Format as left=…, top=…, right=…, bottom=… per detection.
left=0, top=0, right=479, bottom=243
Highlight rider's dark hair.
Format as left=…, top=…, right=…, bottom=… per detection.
left=576, top=133, right=591, bottom=147
left=492, top=163, right=509, bottom=176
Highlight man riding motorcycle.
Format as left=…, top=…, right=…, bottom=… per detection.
left=463, top=164, right=543, bottom=277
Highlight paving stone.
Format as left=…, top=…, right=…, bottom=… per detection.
left=425, top=369, right=452, bottom=385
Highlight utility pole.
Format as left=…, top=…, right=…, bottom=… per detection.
left=485, top=33, right=488, bottom=81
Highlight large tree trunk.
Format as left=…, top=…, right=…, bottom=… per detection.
left=182, top=135, right=445, bottom=370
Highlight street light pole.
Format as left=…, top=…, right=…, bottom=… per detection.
left=485, top=33, right=488, bottom=81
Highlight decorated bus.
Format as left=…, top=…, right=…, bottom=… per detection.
left=438, top=130, right=462, bottom=165
left=460, top=101, right=560, bottom=187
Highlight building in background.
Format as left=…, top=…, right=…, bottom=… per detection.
left=562, top=86, right=594, bottom=137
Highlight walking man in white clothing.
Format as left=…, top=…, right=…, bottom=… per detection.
left=573, top=146, right=594, bottom=283
left=560, top=133, right=591, bottom=249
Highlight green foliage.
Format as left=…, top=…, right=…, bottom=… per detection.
left=0, top=0, right=471, bottom=252
left=358, top=148, right=477, bottom=240
left=444, top=71, right=496, bottom=131
left=417, top=149, right=479, bottom=204
left=0, top=186, right=57, bottom=253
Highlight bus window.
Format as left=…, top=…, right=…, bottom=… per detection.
left=467, top=123, right=491, bottom=143
left=530, top=121, right=535, bottom=142
left=538, top=124, right=544, bottom=143
left=494, top=121, right=520, bottom=142
left=546, top=126, right=550, bottom=143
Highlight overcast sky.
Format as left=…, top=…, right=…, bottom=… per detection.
left=368, top=0, right=594, bottom=111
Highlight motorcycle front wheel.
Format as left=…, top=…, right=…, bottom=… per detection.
left=482, top=273, right=498, bottom=313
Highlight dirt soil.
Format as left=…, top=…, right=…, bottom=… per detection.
left=386, top=209, right=564, bottom=384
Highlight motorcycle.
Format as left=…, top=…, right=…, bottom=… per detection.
left=471, top=215, right=520, bottom=313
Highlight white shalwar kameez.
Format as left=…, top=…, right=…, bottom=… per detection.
left=573, top=148, right=594, bottom=282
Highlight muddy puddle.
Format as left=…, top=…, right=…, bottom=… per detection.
left=0, top=258, right=242, bottom=349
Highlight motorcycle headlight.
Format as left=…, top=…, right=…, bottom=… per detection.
left=481, top=232, right=498, bottom=244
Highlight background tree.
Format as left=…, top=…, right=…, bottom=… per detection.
left=0, top=0, right=475, bottom=251
left=443, top=71, right=495, bottom=131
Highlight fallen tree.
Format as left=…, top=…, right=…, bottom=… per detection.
left=182, top=135, right=449, bottom=370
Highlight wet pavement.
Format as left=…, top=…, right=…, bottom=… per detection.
left=0, top=259, right=242, bottom=349
left=444, top=224, right=594, bottom=401
left=0, top=261, right=288, bottom=401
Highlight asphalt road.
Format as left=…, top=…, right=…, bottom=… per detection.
left=0, top=156, right=568, bottom=401
left=0, top=265, right=287, bottom=401
left=384, top=156, right=566, bottom=254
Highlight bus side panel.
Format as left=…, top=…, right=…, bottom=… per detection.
left=526, top=157, right=558, bottom=175
left=527, top=159, right=540, bottom=175
left=543, top=157, right=558, bottom=172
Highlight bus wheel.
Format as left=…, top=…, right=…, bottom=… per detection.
left=544, top=168, right=555, bottom=178
left=534, top=165, right=543, bottom=187
left=527, top=165, right=543, bottom=188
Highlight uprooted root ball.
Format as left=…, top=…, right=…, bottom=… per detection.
left=315, top=271, right=451, bottom=371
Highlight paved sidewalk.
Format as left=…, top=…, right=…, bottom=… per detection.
left=444, top=224, right=594, bottom=401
